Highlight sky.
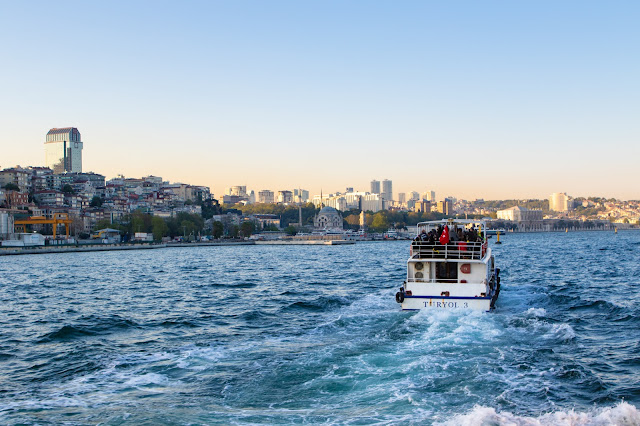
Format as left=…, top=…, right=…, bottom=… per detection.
left=0, top=1, right=638, bottom=201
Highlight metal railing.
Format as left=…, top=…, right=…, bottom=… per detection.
left=410, top=241, right=487, bottom=260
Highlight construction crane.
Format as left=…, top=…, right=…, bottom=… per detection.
left=14, top=213, right=73, bottom=239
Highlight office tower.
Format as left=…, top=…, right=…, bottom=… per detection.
left=370, top=179, right=380, bottom=194
left=293, top=188, right=310, bottom=202
left=421, top=190, right=436, bottom=202
left=258, top=190, right=275, bottom=204
left=437, top=200, right=453, bottom=215
left=45, top=127, right=83, bottom=173
left=382, top=179, right=393, bottom=201
left=549, top=192, right=573, bottom=212
left=398, top=193, right=406, bottom=204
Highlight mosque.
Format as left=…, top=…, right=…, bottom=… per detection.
left=314, top=206, right=344, bottom=231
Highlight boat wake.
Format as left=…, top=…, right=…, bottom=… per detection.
left=435, top=401, right=640, bottom=426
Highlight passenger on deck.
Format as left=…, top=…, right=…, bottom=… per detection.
left=450, top=226, right=459, bottom=242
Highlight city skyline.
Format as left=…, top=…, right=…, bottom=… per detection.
left=1, top=2, right=638, bottom=200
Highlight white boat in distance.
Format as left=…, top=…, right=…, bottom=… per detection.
left=396, top=219, right=501, bottom=311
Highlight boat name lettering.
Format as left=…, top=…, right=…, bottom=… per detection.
left=424, top=301, right=469, bottom=308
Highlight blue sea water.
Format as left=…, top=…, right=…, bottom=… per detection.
left=1, top=231, right=639, bottom=425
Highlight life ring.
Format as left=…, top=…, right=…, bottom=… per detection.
left=395, top=291, right=405, bottom=303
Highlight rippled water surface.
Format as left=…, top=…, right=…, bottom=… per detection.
left=1, top=232, right=639, bottom=424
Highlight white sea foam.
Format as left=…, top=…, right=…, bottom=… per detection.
left=545, top=323, right=576, bottom=342
left=525, top=307, right=547, bottom=318
left=124, top=372, right=169, bottom=387
left=435, top=401, right=640, bottom=426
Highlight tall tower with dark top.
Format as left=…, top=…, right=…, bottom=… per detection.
left=45, top=127, right=83, bottom=174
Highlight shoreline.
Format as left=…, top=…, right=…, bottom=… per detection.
left=0, top=228, right=634, bottom=256
left=0, top=239, right=358, bottom=256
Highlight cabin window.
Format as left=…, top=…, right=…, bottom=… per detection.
left=435, top=262, right=458, bottom=282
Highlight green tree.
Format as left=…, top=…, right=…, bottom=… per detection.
left=284, top=225, right=297, bottom=236
left=3, top=183, right=19, bottom=191
left=89, top=196, right=103, bottom=207
left=62, top=184, right=75, bottom=194
left=239, top=221, right=255, bottom=237
left=212, top=221, right=224, bottom=239
left=180, top=220, right=198, bottom=238
left=94, top=218, right=113, bottom=231
left=344, top=214, right=360, bottom=230
left=152, top=216, right=169, bottom=241
left=370, top=212, right=390, bottom=232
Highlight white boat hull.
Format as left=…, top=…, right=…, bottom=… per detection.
left=401, top=296, right=493, bottom=312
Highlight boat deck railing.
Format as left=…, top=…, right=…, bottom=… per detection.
left=406, top=277, right=487, bottom=284
left=410, top=241, right=487, bottom=260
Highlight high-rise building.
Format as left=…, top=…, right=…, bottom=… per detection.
left=437, top=199, right=453, bottom=215
left=398, top=193, right=406, bottom=204
left=277, top=190, right=293, bottom=204
left=422, top=190, right=436, bottom=202
left=258, top=190, right=275, bottom=204
left=382, top=179, right=393, bottom=202
left=293, top=188, right=310, bottom=203
left=414, top=200, right=431, bottom=213
left=45, top=127, right=83, bottom=173
left=549, top=192, right=573, bottom=212
left=229, top=186, right=247, bottom=197
left=370, top=179, right=380, bottom=195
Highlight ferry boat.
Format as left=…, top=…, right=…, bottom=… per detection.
left=395, top=219, right=501, bottom=311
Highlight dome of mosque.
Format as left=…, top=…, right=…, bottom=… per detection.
left=315, top=206, right=343, bottom=230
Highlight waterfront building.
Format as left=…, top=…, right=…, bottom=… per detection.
left=497, top=206, right=544, bottom=221
left=258, top=190, right=275, bottom=204
left=314, top=206, right=343, bottom=230
left=370, top=180, right=380, bottom=195
left=0, top=211, right=14, bottom=239
left=45, top=127, right=83, bottom=173
left=549, top=192, right=574, bottom=212
left=251, top=214, right=281, bottom=229
left=382, top=179, right=393, bottom=202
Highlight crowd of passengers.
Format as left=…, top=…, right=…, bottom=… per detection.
left=412, top=224, right=484, bottom=245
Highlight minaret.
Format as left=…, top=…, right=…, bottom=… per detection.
left=298, top=187, right=303, bottom=227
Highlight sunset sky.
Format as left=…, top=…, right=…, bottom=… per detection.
left=1, top=1, right=638, bottom=200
